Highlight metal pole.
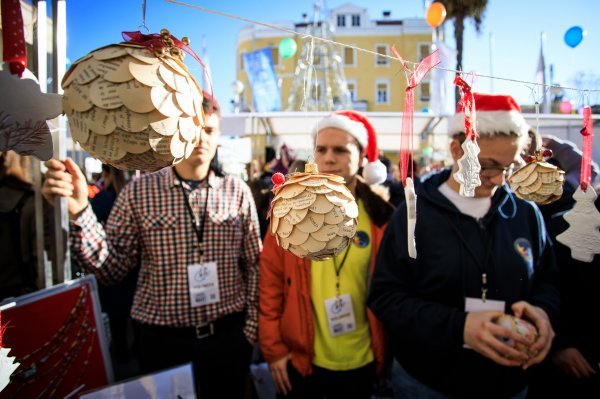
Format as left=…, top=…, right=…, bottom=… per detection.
left=53, top=0, right=71, bottom=282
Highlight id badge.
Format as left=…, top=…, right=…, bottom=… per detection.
left=324, top=294, right=356, bottom=337
left=187, top=262, right=220, bottom=307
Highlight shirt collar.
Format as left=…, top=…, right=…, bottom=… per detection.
left=166, top=167, right=222, bottom=190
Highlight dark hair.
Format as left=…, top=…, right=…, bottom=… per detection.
left=0, top=151, right=32, bottom=190
left=101, top=164, right=126, bottom=195
left=202, top=93, right=221, bottom=117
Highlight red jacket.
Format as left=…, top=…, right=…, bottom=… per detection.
left=259, top=180, right=394, bottom=376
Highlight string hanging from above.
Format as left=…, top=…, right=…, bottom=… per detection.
left=165, top=0, right=600, bottom=96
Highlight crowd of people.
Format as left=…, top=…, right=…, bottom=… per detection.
left=2, top=92, right=598, bottom=398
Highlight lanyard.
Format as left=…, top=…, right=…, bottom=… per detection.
left=332, top=245, right=351, bottom=298
left=173, top=168, right=210, bottom=256
left=444, top=214, right=494, bottom=301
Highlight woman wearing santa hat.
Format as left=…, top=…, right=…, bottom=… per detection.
left=368, top=93, right=559, bottom=398
left=259, top=110, right=394, bottom=398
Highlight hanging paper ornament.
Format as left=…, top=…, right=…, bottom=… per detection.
left=495, top=315, right=539, bottom=356
left=405, top=177, right=417, bottom=259
left=278, top=38, right=298, bottom=59
left=425, top=2, right=447, bottom=29
left=0, top=0, right=59, bottom=161
left=452, top=76, right=481, bottom=197
left=61, top=29, right=208, bottom=172
left=509, top=149, right=565, bottom=204
left=556, top=186, right=600, bottom=262
left=0, top=65, right=61, bottom=161
left=556, top=106, right=600, bottom=262
left=0, top=348, right=20, bottom=392
left=268, top=163, right=358, bottom=260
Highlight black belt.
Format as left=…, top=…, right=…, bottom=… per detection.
left=140, top=312, right=245, bottom=340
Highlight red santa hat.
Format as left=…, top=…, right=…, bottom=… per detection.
left=449, top=93, right=531, bottom=148
left=313, top=110, right=387, bottom=185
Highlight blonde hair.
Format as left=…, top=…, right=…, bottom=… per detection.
left=0, top=151, right=31, bottom=186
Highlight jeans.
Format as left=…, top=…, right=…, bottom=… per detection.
left=392, top=360, right=528, bottom=399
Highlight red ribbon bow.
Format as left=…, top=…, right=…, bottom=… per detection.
left=580, top=106, right=594, bottom=191
left=1, top=0, right=27, bottom=77
left=391, top=47, right=441, bottom=186
left=454, top=76, right=478, bottom=141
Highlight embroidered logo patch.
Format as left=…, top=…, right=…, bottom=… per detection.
left=514, top=238, right=533, bottom=277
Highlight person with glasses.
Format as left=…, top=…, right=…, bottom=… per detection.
left=368, top=93, right=559, bottom=399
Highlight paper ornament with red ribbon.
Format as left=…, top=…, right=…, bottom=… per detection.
left=268, top=163, right=358, bottom=260
left=0, top=0, right=60, bottom=161
left=61, top=29, right=211, bottom=171
left=509, top=149, right=565, bottom=204
left=390, top=47, right=440, bottom=259
left=556, top=106, right=600, bottom=262
left=452, top=76, right=482, bottom=197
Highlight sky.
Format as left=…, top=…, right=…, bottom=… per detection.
left=65, top=0, right=600, bottom=114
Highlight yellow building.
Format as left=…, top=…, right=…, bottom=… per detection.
left=236, top=3, right=434, bottom=112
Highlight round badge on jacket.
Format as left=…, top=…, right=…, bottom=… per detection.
left=353, top=231, right=370, bottom=248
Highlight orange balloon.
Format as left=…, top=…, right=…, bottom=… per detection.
left=426, top=2, right=447, bottom=28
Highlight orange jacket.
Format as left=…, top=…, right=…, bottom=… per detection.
left=259, top=180, right=393, bottom=377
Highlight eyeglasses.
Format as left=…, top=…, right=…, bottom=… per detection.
left=479, top=164, right=514, bottom=178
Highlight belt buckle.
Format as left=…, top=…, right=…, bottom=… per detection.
left=195, top=323, right=214, bottom=339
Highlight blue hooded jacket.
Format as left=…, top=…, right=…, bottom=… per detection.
left=368, top=168, right=559, bottom=398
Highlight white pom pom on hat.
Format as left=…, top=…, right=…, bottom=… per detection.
left=449, top=93, right=531, bottom=148
left=313, top=110, right=387, bottom=185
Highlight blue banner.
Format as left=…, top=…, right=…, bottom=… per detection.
left=243, top=48, right=281, bottom=112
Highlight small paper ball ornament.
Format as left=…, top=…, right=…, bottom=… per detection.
left=495, top=315, right=539, bottom=356
left=61, top=29, right=205, bottom=172
left=268, top=163, right=358, bottom=260
left=509, top=150, right=565, bottom=205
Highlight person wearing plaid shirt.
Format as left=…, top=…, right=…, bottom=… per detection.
left=42, top=97, right=262, bottom=398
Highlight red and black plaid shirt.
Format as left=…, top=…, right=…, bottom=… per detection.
left=70, top=168, right=262, bottom=342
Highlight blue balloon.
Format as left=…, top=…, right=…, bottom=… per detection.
left=564, top=26, right=584, bottom=48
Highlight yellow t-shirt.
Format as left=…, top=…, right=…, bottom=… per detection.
left=310, top=199, right=374, bottom=371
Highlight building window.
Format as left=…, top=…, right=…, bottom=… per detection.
left=418, top=43, right=432, bottom=62
left=347, top=80, right=357, bottom=101
left=271, top=47, right=279, bottom=66
left=375, top=45, right=389, bottom=66
left=420, top=81, right=431, bottom=102
left=337, top=14, right=346, bottom=27
left=351, top=14, right=360, bottom=26
left=344, top=47, right=356, bottom=66
left=376, top=80, right=389, bottom=104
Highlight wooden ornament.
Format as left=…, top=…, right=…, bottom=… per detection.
left=61, top=32, right=205, bottom=172
left=268, top=164, right=358, bottom=260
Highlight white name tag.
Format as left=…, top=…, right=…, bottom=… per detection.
left=463, top=297, right=505, bottom=349
left=465, top=297, right=505, bottom=313
left=324, top=294, right=356, bottom=337
left=187, top=262, right=220, bottom=307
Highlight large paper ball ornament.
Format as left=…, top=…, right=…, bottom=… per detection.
left=564, top=26, right=585, bottom=48
left=495, top=315, right=539, bottom=356
left=426, top=2, right=447, bottom=29
left=61, top=29, right=205, bottom=171
left=509, top=150, right=565, bottom=205
left=269, top=163, right=358, bottom=260
left=278, top=38, right=297, bottom=59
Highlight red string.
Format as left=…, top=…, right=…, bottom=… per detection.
left=122, top=31, right=214, bottom=112
left=391, top=47, right=441, bottom=186
left=580, top=106, right=594, bottom=191
left=1, top=0, right=27, bottom=77
left=453, top=76, right=479, bottom=141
